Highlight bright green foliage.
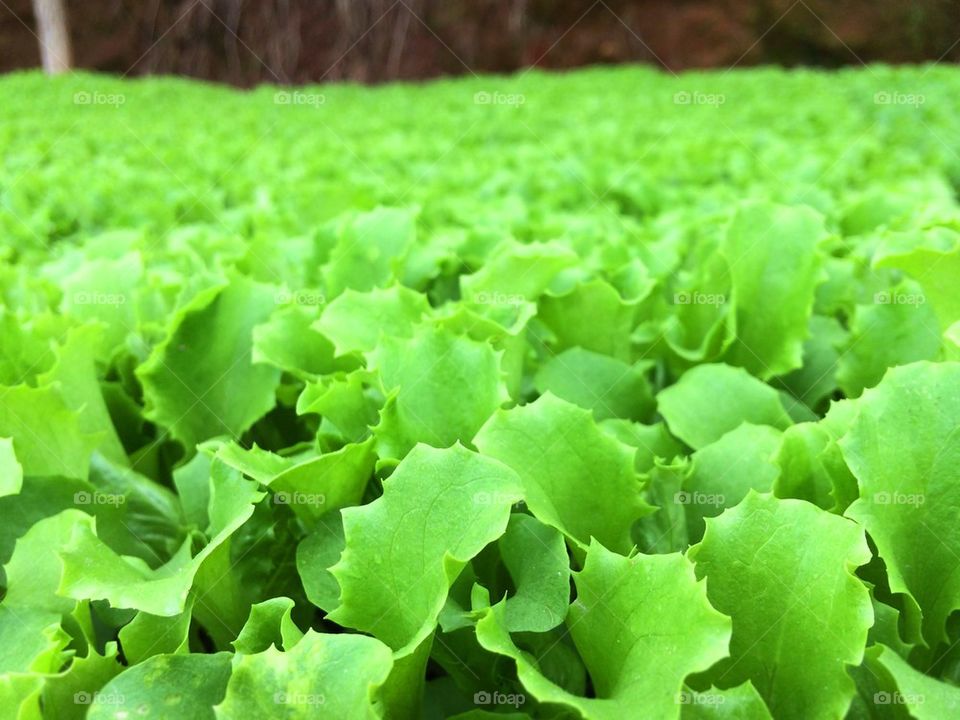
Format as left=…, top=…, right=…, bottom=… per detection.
left=58, top=466, right=261, bottom=618
left=774, top=420, right=857, bottom=511
left=295, top=512, right=346, bottom=613
left=118, top=605, right=193, bottom=664
left=232, top=597, right=304, bottom=654
left=476, top=542, right=731, bottom=720
left=497, top=513, right=570, bottom=633
left=314, top=285, right=429, bottom=356
left=329, top=443, right=521, bottom=651
left=4, top=66, right=960, bottom=718
left=690, top=493, right=873, bottom=719
left=537, top=280, right=637, bottom=361
left=534, top=347, right=654, bottom=421
left=323, top=208, right=417, bottom=297
left=947, top=321, right=960, bottom=358
left=328, top=444, right=521, bottom=716
left=459, top=240, right=576, bottom=303
left=90, top=653, right=232, bottom=720
left=4, top=509, right=89, bottom=616
left=836, top=279, right=942, bottom=397
left=137, top=277, right=282, bottom=451
left=679, top=683, right=773, bottom=719
left=297, top=369, right=381, bottom=443
left=0, top=437, right=22, bottom=497
left=370, top=325, right=507, bottom=460
left=0, top=384, right=101, bottom=479
left=682, top=423, right=782, bottom=541
left=214, top=439, right=375, bottom=523
left=252, top=304, right=340, bottom=378
left=721, top=202, right=826, bottom=379
left=38, top=324, right=127, bottom=465
left=843, top=362, right=960, bottom=646
left=216, top=631, right=393, bottom=719
left=657, top=363, right=793, bottom=449
left=475, top=393, right=651, bottom=553
left=866, top=645, right=960, bottom=719
left=0, top=605, right=72, bottom=717
left=874, top=228, right=960, bottom=330
left=41, top=643, right=123, bottom=720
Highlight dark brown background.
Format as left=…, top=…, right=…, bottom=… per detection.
left=2, top=0, right=959, bottom=86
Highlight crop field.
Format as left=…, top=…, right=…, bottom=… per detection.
left=2, top=65, right=960, bottom=719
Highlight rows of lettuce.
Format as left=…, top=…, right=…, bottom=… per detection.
left=2, top=65, right=959, bottom=260
left=1, top=67, right=960, bottom=718
left=3, top=198, right=959, bottom=718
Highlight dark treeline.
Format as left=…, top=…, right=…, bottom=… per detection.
left=4, top=0, right=960, bottom=86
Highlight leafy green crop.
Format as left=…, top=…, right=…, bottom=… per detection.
left=2, top=65, right=960, bottom=718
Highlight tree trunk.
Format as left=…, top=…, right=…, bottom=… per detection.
left=33, top=0, right=72, bottom=74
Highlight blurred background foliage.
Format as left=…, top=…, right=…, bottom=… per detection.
left=3, top=0, right=960, bottom=86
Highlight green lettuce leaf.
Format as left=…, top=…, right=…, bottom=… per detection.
left=313, top=284, right=429, bottom=356
left=0, top=384, right=101, bottom=480
left=537, top=280, right=637, bottom=361
left=251, top=303, right=340, bottom=378
left=496, top=513, right=570, bottom=633
left=690, top=492, right=872, bottom=719
left=232, top=597, right=304, bottom=654
left=657, top=363, right=792, bottom=450
left=836, top=279, right=941, bottom=398
left=874, top=228, right=960, bottom=330
left=721, top=202, right=826, bottom=379
left=475, top=393, right=652, bottom=553
left=842, top=361, right=960, bottom=646
left=40, top=643, right=123, bottom=720
left=371, top=325, right=507, bottom=460
left=533, top=347, right=654, bottom=422
left=137, top=277, right=282, bottom=451
left=0, top=437, right=23, bottom=497
left=476, top=542, right=731, bottom=720
left=459, top=240, right=576, bottom=305
left=322, top=207, right=417, bottom=297
left=216, top=631, right=392, bottom=719
left=681, top=423, right=782, bottom=542
left=89, top=652, right=232, bottom=720
left=866, top=644, right=960, bottom=719
left=295, top=511, right=345, bottom=614
left=329, top=443, right=521, bottom=651
left=58, top=465, right=261, bottom=619
left=36, top=324, right=126, bottom=465
left=679, top=682, right=772, bottom=719
left=214, top=439, right=374, bottom=524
